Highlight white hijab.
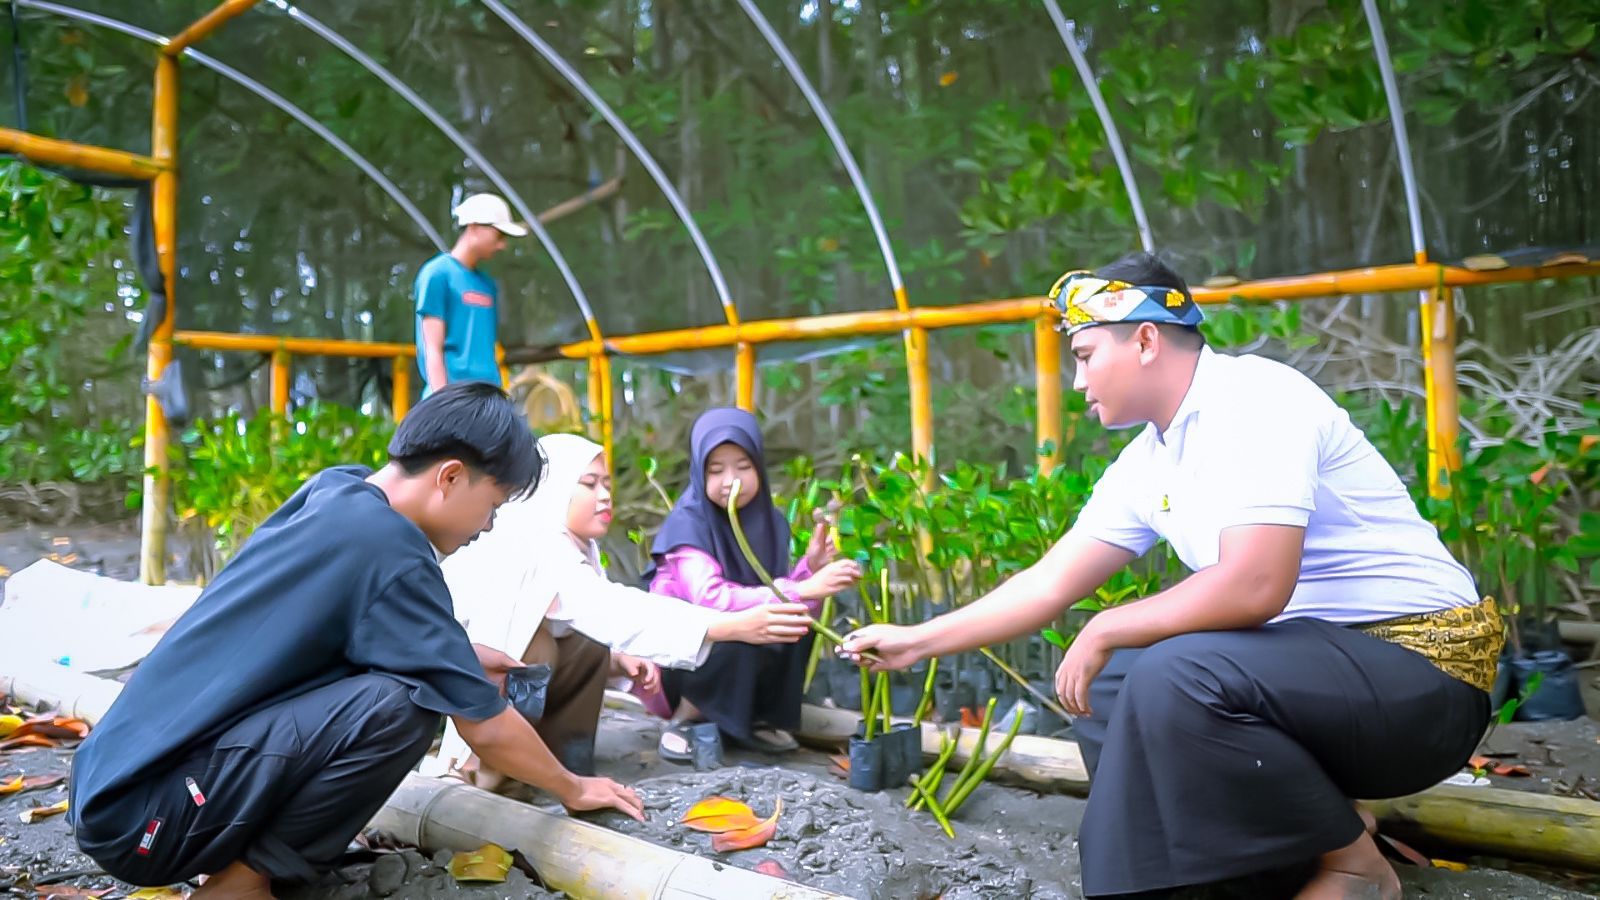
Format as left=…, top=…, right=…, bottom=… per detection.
left=443, top=432, right=606, bottom=654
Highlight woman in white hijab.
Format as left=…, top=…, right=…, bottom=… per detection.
left=429, top=433, right=811, bottom=787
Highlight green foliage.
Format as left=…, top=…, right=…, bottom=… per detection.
left=167, top=404, right=394, bottom=560
left=0, top=161, right=142, bottom=506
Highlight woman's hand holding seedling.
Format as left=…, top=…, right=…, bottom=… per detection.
left=798, top=559, right=863, bottom=600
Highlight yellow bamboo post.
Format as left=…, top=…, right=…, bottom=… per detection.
left=1034, top=316, right=1063, bottom=473
left=735, top=342, right=757, bottom=411
left=140, top=55, right=180, bottom=586
left=391, top=356, right=412, bottom=421
left=905, top=325, right=933, bottom=481
left=269, top=350, right=291, bottom=415
left=496, top=342, right=511, bottom=391
left=586, top=354, right=614, bottom=471
left=1420, top=281, right=1461, bottom=497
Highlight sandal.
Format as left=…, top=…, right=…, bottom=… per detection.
left=658, top=724, right=696, bottom=763
left=742, top=728, right=799, bottom=753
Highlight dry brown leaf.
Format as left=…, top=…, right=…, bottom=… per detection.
left=37, top=887, right=111, bottom=899
left=711, top=799, right=782, bottom=853
left=754, top=859, right=791, bottom=879
left=20, top=799, right=69, bottom=824
left=0, top=714, right=22, bottom=737
left=681, top=796, right=762, bottom=833
left=0, top=775, right=21, bottom=794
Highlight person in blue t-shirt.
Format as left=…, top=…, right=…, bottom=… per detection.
left=68, top=382, right=643, bottom=900
left=414, top=193, right=527, bottom=395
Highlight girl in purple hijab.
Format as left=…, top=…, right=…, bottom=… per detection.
left=649, top=408, right=861, bottom=757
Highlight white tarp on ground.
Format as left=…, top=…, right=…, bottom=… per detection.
left=0, top=560, right=201, bottom=673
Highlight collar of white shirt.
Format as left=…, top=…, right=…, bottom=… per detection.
left=1155, top=346, right=1216, bottom=447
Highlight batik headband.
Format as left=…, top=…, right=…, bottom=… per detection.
left=1046, top=269, right=1203, bottom=335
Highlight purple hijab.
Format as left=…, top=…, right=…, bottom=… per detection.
left=647, top=408, right=791, bottom=586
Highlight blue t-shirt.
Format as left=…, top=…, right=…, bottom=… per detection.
left=68, top=466, right=505, bottom=825
left=413, top=253, right=502, bottom=392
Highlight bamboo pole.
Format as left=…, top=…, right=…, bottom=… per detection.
left=796, top=704, right=1089, bottom=791
left=1033, top=317, right=1063, bottom=473
left=376, top=776, right=846, bottom=899
left=0, top=127, right=164, bottom=179
left=174, top=331, right=414, bottom=358
left=269, top=350, right=291, bottom=415
left=552, top=260, right=1600, bottom=360
left=391, top=356, right=412, bottom=421
left=537, top=176, right=623, bottom=225
left=163, top=0, right=259, bottom=55
left=1363, top=784, right=1600, bottom=872
left=139, top=54, right=179, bottom=587
left=736, top=342, right=757, bottom=411
left=1421, top=285, right=1462, bottom=498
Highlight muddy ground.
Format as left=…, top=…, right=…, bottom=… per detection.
left=3, top=523, right=1600, bottom=898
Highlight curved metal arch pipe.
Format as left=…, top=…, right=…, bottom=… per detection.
left=1041, top=1, right=1154, bottom=253
left=478, top=0, right=737, bottom=327
left=733, top=0, right=908, bottom=310
left=263, top=0, right=601, bottom=340
left=18, top=0, right=447, bottom=249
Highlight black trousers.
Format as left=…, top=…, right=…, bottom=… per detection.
left=76, top=674, right=437, bottom=886
left=1072, top=619, right=1489, bottom=898
left=662, top=633, right=814, bottom=744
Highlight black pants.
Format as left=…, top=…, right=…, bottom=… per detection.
left=662, top=633, right=814, bottom=744
left=76, top=674, right=437, bottom=886
left=1072, top=619, right=1489, bottom=898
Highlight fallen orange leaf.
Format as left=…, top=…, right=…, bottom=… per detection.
left=0, top=733, right=58, bottom=751
left=1467, top=755, right=1493, bottom=770
left=828, top=754, right=850, bottom=779
left=1580, top=435, right=1598, bottom=454
left=1492, top=763, right=1531, bottom=777
left=682, top=796, right=762, bottom=833
left=0, top=774, right=63, bottom=795
left=959, top=707, right=982, bottom=728
left=1530, top=462, right=1552, bottom=485
left=21, top=798, right=70, bottom=823
left=712, top=799, right=782, bottom=853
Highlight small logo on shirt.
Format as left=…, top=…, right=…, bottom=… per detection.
left=136, top=818, right=163, bottom=856
left=185, top=777, right=207, bottom=807
left=461, top=290, right=494, bottom=308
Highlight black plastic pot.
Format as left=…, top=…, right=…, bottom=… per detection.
left=890, top=679, right=924, bottom=717
left=1511, top=650, right=1586, bottom=722
left=828, top=660, right=865, bottom=711
left=847, top=733, right=884, bottom=791
left=1488, top=650, right=1514, bottom=711
left=849, top=723, right=923, bottom=792
left=935, top=674, right=975, bottom=723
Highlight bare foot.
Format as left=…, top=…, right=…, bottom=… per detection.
left=1295, top=832, right=1401, bottom=900
left=191, top=861, right=275, bottom=900
left=669, top=698, right=703, bottom=726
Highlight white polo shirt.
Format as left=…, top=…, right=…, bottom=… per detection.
left=1075, top=347, right=1478, bottom=624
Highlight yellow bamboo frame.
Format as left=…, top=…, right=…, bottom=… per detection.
left=13, top=0, right=1600, bottom=580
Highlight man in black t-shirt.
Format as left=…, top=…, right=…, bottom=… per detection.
left=68, top=382, right=643, bottom=899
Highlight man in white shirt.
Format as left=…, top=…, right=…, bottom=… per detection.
left=843, top=253, right=1500, bottom=900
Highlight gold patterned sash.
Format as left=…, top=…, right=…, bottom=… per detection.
left=1356, top=595, right=1504, bottom=693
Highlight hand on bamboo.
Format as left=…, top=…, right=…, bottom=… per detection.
left=1054, top=624, right=1112, bottom=717
left=711, top=602, right=813, bottom=645
left=804, top=500, right=844, bottom=571
left=797, top=559, right=862, bottom=600
left=559, top=775, right=646, bottom=822
left=839, top=623, right=922, bottom=672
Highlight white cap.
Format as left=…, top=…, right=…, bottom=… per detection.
left=452, top=193, right=528, bottom=237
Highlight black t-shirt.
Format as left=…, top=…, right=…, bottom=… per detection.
left=68, top=466, right=505, bottom=823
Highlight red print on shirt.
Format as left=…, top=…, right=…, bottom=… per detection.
left=461, top=291, right=494, bottom=308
